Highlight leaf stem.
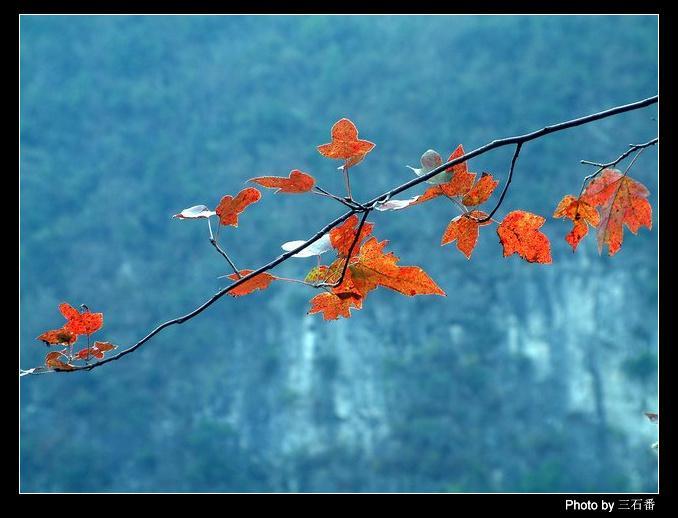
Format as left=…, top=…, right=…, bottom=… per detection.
left=343, top=163, right=353, bottom=200
left=274, top=276, right=319, bottom=287
left=312, top=187, right=356, bottom=209
left=476, top=142, right=522, bottom=223
left=208, top=218, right=240, bottom=278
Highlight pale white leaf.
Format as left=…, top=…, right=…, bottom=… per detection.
left=375, top=197, right=420, bottom=211
left=281, top=234, right=332, bottom=258
left=407, top=149, right=451, bottom=185
left=172, top=205, right=216, bottom=219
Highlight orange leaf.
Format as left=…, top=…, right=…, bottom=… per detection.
left=553, top=195, right=600, bottom=251
left=329, top=214, right=374, bottom=257
left=249, top=170, right=316, bottom=194
left=349, top=238, right=445, bottom=297
left=308, top=233, right=444, bottom=320
left=442, top=171, right=477, bottom=197
left=317, top=118, right=375, bottom=161
left=74, top=347, right=105, bottom=360
left=45, top=351, right=75, bottom=371
left=582, top=169, right=634, bottom=206
left=462, top=173, right=499, bottom=206
left=227, top=269, right=277, bottom=297
left=331, top=266, right=364, bottom=300
left=409, top=187, right=442, bottom=206
left=581, top=170, right=652, bottom=256
left=308, top=292, right=363, bottom=320
left=59, top=303, right=103, bottom=336
left=497, top=210, right=552, bottom=264
left=37, top=327, right=77, bottom=346
left=93, top=341, right=117, bottom=353
left=445, top=145, right=469, bottom=175
left=215, top=187, right=261, bottom=227
left=441, top=210, right=492, bottom=259
left=410, top=171, right=476, bottom=207
left=73, top=340, right=117, bottom=360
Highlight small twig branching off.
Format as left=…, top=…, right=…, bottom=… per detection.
left=578, top=137, right=658, bottom=197
left=207, top=218, right=240, bottom=278
left=316, top=209, right=372, bottom=290
left=475, top=142, right=522, bottom=223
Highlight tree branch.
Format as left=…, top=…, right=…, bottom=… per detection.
left=28, top=95, right=657, bottom=375
left=366, top=95, right=657, bottom=205
left=476, top=143, right=522, bottom=223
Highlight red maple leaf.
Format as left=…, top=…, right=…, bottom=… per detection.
left=308, top=291, right=363, bottom=320
left=581, top=169, right=652, bottom=256
left=317, top=118, right=375, bottom=161
left=37, top=327, right=77, bottom=346
left=45, top=351, right=75, bottom=371
left=59, top=303, right=103, bottom=336
left=227, top=269, right=277, bottom=297
left=441, top=210, right=492, bottom=259
left=497, top=210, right=552, bottom=264
left=249, top=170, right=316, bottom=194
left=329, top=214, right=375, bottom=258
left=553, top=195, right=600, bottom=251
left=215, top=187, right=261, bottom=227
left=462, top=173, right=499, bottom=206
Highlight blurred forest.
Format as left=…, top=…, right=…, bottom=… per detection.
left=19, top=15, right=658, bottom=492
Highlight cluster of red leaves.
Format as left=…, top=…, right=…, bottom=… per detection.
left=226, top=269, right=278, bottom=297
left=413, top=146, right=498, bottom=206
left=37, top=303, right=116, bottom=370
left=554, top=169, right=652, bottom=256
left=395, top=145, right=552, bottom=263
left=305, top=215, right=445, bottom=320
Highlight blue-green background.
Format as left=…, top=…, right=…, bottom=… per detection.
left=20, top=15, right=658, bottom=492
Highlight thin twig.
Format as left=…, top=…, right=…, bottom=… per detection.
left=475, top=143, right=522, bottom=223
left=313, top=185, right=369, bottom=212
left=439, top=189, right=468, bottom=215
left=27, top=95, right=657, bottom=375
left=343, top=163, right=353, bottom=200
left=580, top=160, right=606, bottom=168
left=622, top=147, right=647, bottom=177
left=318, top=209, right=371, bottom=289
left=208, top=218, right=240, bottom=278
left=311, top=187, right=356, bottom=209
left=274, top=276, right=319, bottom=287
left=578, top=137, right=658, bottom=197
